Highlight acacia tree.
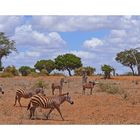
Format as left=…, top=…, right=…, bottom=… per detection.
left=55, top=53, right=82, bottom=76
left=101, top=64, right=114, bottom=79
left=0, top=32, right=16, bottom=71
left=115, top=49, right=140, bottom=75
left=34, top=59, right=55, bottom=74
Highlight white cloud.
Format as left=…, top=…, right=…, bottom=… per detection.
left=31, top=16, right=140, bottom=32
left=0, top=16, right=24, bottom=34
left=83, top=38, right=103, bottom=50
left=13, top=25, right=66, bottom=49
left=2, top=15, right=140, bottom=74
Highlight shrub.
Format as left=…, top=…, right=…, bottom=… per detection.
left=99, top=82, right=124, bottom=95
left=0, top=72, right=14, bottom=77
left=39, top=69, right=49, bottom=76
left=4, top=65, right=19, bottom=76
left=33, top=79, right=48, bottom=89
left=74, top=66, right=96, bottom=76
left=19, top=66, right=35, bottom=76
left=29, top=72, right=39, bottom=77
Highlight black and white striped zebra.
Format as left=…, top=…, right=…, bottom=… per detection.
left=27, top=92, right=74, bottom=120
left=0, top=86, right=4, bottom=94
left=14, top=87, right=45, bottom=107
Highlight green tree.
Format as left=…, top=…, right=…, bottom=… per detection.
left=19, top=66, right=35, bottom=76
left=74, top=66, right=96, bottom=76
left=55, top=53, right=82, bottom=76
left=115, top=49, right=140, bottom=75
left=101, top=64, right=114, bottom=79
left=34, top=59, right=55, bottom=74
left=0, top=32, right=16, bottom=71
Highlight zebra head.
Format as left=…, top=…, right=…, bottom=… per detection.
left=0, top=87, right=4, bottom=94
left=64, top=92, right=74, bottom=105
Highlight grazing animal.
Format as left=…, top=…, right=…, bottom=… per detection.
left=82, top=80, right=96, bottom=95
left=0, top=86, right=4, bottom=94
left=51, top=78, right=66, bottom=95
left=27, top=92, right=74, bottom=120
left=14, top=87, right=45, bottom=107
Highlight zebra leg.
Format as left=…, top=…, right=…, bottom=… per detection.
left=18, top=97, right=22, bottom=107
left=14, top=95, right=18, bottom=106
left=29, top=107, right=36, bottom=119
left=82, top=88, right=85, bottom=94
left=45, top=108, right=54, bottom=119
left=52, top=89, right=54, bottom=95
left=90, top=88, right=92, bottom=95
left=55, top=107, right=64, bottom=121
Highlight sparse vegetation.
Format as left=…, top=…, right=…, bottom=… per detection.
left=74, top=66, right=96, bottom=76
left=33, top=79, right=48, bottom=89
left=99, top=82, right=125, bottom=95
left=0, top=72, right=14, bottom=77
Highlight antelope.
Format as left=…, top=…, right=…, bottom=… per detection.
left=82, top=80, right=96, bottom=95
left=51, top=78, right=66, bottom=95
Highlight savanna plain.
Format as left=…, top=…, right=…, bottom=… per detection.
left=0, top=76, right=140, bottom=124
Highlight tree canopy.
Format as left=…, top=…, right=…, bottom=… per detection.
left=34, top=59, right=55, bottom=74
left=55, top=53, right=82, bottom=76
left=101, top=64, right=114, bottom=79
left=115, top=49, right=140, bottom=75
left=0, top=32, right=16, bottom=71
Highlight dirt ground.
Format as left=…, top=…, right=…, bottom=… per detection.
left=0, top=76, right=140, bottom=124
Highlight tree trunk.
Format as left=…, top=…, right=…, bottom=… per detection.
left=137, top=64, right=140, bottom=76
left=130, top=65, right=135, bottom=76
left=0, top=57, right=3, bottom=71
left=67, top=68, right=72, bottom=76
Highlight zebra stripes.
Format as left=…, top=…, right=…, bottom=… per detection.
left=14, top=87, right=45, bottom=107
left=27, top=92, right=74, bottom=120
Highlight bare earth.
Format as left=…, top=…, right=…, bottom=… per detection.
left=0, top=76, right=140, bottom=124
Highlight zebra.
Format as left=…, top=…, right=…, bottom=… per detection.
left=14, top=87, right=45, bottom=107
left=0, top=86, right=4, bottom=94
left=27, top=92, right=74, bottom=120
left=51, top=78, right=67, bottom=95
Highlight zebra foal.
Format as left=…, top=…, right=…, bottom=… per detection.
left=14, top=87, right=45, bottom=107
left=27, top=92, right=74, bottom=120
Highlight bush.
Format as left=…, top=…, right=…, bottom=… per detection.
left=99, top=82, right=124, bottom=94
left=4, top=65, right=19, bottom=76
left=74, top=66, right=96, bottom=76
left=39, top=69, right=49, bottom=76
left=0, top=72, right=14, bottom=77
left=33, top=79, right=48, bottom=89
left=19, top=66, right=35, bottom=76
left=29, top=72, right=39, bottom=77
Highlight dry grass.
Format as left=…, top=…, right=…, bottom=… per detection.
left=0, top=76, right=140, bottom=124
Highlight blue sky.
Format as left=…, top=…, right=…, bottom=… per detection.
left=1, top=16, right=140, bottom=74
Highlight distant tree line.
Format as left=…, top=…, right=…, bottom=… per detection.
left=1, top=32, right=140, bottom=78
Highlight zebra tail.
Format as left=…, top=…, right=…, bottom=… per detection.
left=27, top=101, right=31, bottom=110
